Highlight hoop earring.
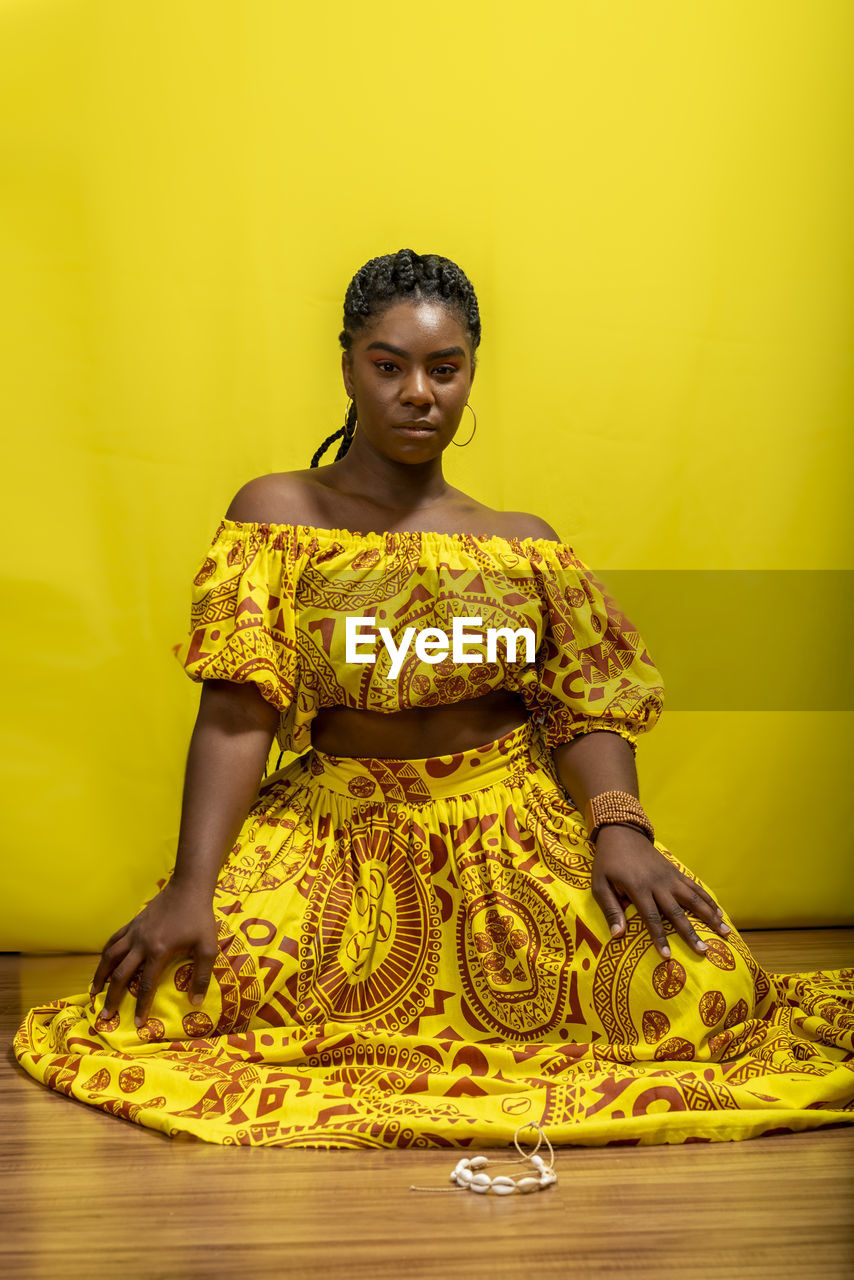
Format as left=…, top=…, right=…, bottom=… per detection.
left=451, top=402, right=476, bottom=447
left=343, top=397, right=358, bottom=441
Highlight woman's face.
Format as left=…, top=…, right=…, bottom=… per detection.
left=341, top=299, right=475, bottom=459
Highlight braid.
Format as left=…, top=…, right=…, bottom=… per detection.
left=310, top=406, right=356, bottom=467
left=310, top=249, right=481, bottom=467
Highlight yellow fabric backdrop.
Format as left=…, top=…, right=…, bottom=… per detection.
left=2, top=0, right=851, bottom=950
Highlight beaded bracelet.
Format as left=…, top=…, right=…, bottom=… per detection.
left=584, top=789, right=655, bottom=843
left=409, top=1122, right=557, bottom=1196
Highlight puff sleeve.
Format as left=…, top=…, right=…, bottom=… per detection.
left=172, top=520, right=304, bottom=714
left=525, top=540, right=665, bottom=754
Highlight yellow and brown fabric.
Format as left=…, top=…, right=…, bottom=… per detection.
left=12, top=523, right=854, bottom=1146
left=13, top=719, right=854, bottom=1147
left=169, top=520, right=666, bottom=757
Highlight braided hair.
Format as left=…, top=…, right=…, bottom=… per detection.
left=310, top=248, right=481, bottom=468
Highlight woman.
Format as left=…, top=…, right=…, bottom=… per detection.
left=14, top=249, right=854, bottom=1149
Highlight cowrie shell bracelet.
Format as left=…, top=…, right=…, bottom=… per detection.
left=410, top=1122, right=557, bottom=1196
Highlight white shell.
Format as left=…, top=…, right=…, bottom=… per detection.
left=540, top=1169, right=557, bottom=1186
left=455, top=1158, right=470, bottom=1172
left=490, top=1181, right=517, bottom=1195
left=470, top=1181, right=489, bottom=1193
left=456, top=1167, right=473, bottom=1185
left=490, top=1176, right=517, bottom=1190
left=530, top=1154, right=545, bottom=1170
left=517, top=1176, right=541, bottom=1193
left=471, top=1172, right=492, bottom=1188
left=469, top=1156, right=489, bottom=1170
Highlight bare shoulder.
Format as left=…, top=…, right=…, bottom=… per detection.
left=224, top=472, right=315, bottom=524
left=435, top=493, right=562, bottom=541
left=501, top=511, right=563, bottom=544
left=224, top=477, right=563, bottom=543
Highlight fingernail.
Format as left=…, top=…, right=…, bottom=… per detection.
left=696, top=941, right=708, bottom=951
left=134, top=1016, right=142, bottom=1027
left=610, top=924, right=622, bottom=936
left=661, top=946, right=671, bottom=958
left=191, top=994, right=203, bottom=1006
left=720, top=923, right=731, bottom=934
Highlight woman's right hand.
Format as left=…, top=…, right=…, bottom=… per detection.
left=90, top=880, right=219, bottom=1027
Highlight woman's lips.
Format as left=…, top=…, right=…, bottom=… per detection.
left=393, top=423, right=436, bottom=436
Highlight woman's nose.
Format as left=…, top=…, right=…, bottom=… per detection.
left=402, top=371, right=435, bottom=404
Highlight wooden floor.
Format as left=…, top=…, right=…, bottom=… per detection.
left=3, top=932, right=854, bottom=1280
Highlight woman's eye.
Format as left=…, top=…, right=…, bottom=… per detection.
left=375, top=362, right=458, bottom=376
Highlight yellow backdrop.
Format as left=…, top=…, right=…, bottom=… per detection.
left=2, top=0, right=851, bottom=950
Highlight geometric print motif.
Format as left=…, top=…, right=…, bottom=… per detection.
left=171, top=520, right=665, bottom=759
left=13, top=719, right=854, bottom=1149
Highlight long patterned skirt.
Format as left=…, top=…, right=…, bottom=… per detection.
left=13, top=718, right=854, bottom=1148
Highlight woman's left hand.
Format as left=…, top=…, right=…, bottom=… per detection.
left=590, top=824, right=732, bottom=959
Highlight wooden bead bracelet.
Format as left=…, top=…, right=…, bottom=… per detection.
left=409, top=1122, right=557, bottom=1196
left=584, top=788, right=655, bottom=843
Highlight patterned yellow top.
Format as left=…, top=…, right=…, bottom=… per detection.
left=172, top=519, right=665, bottom=758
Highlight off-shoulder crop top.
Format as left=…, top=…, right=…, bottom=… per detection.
left=172, top=519, right=665, bottom=759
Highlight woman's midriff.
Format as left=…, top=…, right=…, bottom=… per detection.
left=310, top=688, right=531, bottom=759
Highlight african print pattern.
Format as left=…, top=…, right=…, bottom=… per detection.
left=170, top=520, right=665, bottom=758
left=14, top=720, right=854, bottom=1149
